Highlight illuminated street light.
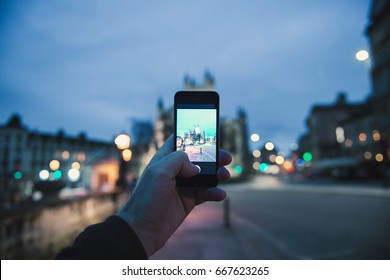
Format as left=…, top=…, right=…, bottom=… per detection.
left=39, top=170, right=50, bottom=180
left=115, top=133, right=131, bottom=189
left=275, top=155, right=285, bottom=165
left=49, top=160, right=60, bottom=171
left=265, top=142, right=274, bottom=151
left=71, top=161, right=81, bottom=169
left=252, top=149, right=261, bottom=158
left=122, top=149, right=132, bottom=162
left=355, top=50, right=369, bottom=61
left=375, top=153, right=384, bottom=162
left=372, top=130, right=381, bottom=141
left=68, top=168, right=80, bottom=182
left=251, top=133, right=260, bottom=142
left=115, top=134, right=131, bottom=150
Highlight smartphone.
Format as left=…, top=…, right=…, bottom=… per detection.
left=174, top=90, right=219, bottom=187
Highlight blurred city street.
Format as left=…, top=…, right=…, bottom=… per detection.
left=152, top=176, right=390, bottom=260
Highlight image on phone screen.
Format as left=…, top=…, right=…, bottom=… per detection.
left=175, top=106, right=217, bottom=174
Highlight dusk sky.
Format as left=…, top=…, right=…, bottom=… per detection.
left=0, top=0, right=372, bottom=153
left=177, top=109, right=217, bottom=138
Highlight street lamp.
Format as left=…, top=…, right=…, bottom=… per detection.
left=115, top=134, right=130, bottom=150
left=250, top=133, right=260, bottom=142
left=114, top=133, right=131, bottom=189
left=355, top=50, right=369, bottom=61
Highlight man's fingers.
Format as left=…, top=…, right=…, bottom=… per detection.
left=160, top=150, right=200, bottom=178
left=149, top=135, right=174, bottom=166
left=219, top=149, right=232, bottom=167
left=217, top=166, right=230, bottom=183
left=151, top=136, right=232, bottom=169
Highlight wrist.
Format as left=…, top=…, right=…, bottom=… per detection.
left=116, top=211, right=157, bottom=257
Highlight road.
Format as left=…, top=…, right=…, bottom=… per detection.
left=153, top=176, right=390, bottom=260
left=227, top=176, right=390, bottom=259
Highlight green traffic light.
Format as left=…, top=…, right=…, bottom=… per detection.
left=14, top=171, right=23, bottom=180
left=259, top=163, right=268, bottom=172
left=303, top=152, right=313, bottom=162
left=234, top=165, right=243, bottom=174
left=53, top=170, right=62, bottom=179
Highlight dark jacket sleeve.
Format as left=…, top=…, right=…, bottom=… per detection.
left=56, top=215, right=148, bottom=260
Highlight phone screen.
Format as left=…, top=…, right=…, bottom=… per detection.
left=174, top=91, right=219, bottom=187
left=176, top=105, right=217, bottom=174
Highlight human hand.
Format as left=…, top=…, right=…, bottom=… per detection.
left=116, top=135, right=232, bottom=256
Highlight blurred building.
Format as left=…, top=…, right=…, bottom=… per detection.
left=220, top=109, right=251, bottom=177
left=367, top=0, right=390, bottom=137
left=337, top=0, right=390, bottom=178
left=139, top=71, right=251, bottom=178
left=0, top=114, right=119, bottom=208
left=302, top=93, right=369, bottom=177
left=297, top=0, right=390, bottom=179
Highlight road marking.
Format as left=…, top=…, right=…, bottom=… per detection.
left=231, top=212, right=304, bottom=259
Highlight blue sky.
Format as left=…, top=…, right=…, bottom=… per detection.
left=0, top=0, right=371, bottom=153
left=177, top=109, right=217, bottom=138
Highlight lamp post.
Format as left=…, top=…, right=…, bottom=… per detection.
left=114, top=134, right=131, bottom=189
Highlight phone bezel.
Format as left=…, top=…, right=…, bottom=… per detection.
left=174, top=90, right=219, bottom=187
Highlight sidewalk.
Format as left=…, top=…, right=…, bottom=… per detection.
left=151, top=179, right=390, bottom=260
left=151, top=200, right=299, bottom=260
left=151, top=202, right=250, bottom=260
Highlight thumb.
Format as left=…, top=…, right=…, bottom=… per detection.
left=163, top=151, right=200, bottom=178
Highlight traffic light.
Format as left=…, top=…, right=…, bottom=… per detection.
left=260, top=163, right=269, bottom=172
left=53, top=170, right=62, bottom=180
left=13, top=171, right=22, bottom=180
left=13, top=161, right=23, bottom=180
left=303, top=152, right=313, bottom=162
left=233, top=165, right=243, bottom=174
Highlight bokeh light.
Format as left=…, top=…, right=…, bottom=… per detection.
left=68, top=169, right=80, bottom=182
left=358, top=133, right=367, bottom=142
left=252, top=162, right=260, bottom=170
left=71, top=162, right=81, bottom=169
left=115, top=134, right=131, bottom=149
left=251, top=133, right=260, bottom=142
left=372, top=130, right=381, bottom=141
left=260, top=163, right=269, bottom=172
left=345, top=139, right=353, bottom=147
left=303, top=152, right=313, bottom=162
left=265, top=142, right=274, bottom=151
left=49, top=160, right=60, bottom=171
left=252, top=149, right=261, bottom=158
left=122, top=149, right=132, bottom=162
left=234, top=165, right=243, bottom=174
left=283, top=160, right=295, bottom=173
left=62, top=151, right=70, bottom=160
left=364, top=151, right=372, bottom=160
left=53, top=170, right=62, bottom=179
left=355, top=50, right=369, bottom=61
left=275, top=155, right=285, bottom=165
left=39, top=170, right=50, bottom=180
left=14, top=171, right=22, bottom=180
left=375, top=153, right=384, bottom=162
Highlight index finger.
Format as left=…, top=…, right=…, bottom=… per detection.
left=150, top=135, right=232, bottom=168
left=148, top=134, right=174, bottom=166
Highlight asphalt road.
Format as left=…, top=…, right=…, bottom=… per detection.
left=227, top=176, right=390, bottom=259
